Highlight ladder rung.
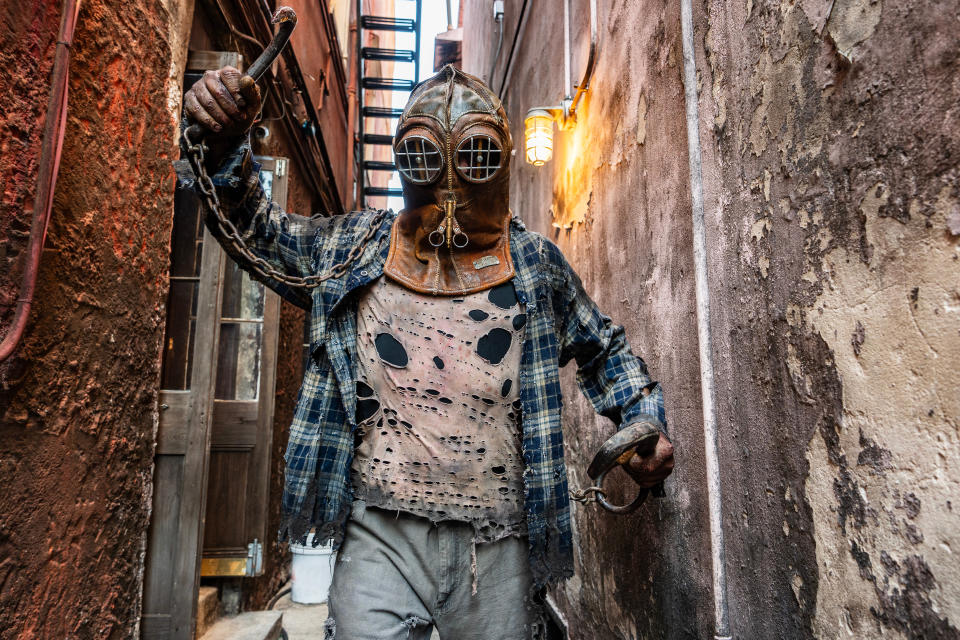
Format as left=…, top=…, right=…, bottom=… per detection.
left=364, top=187, right=403, bottom=197
left=360, top=16, right=416, bottom=32
left=362, top=77, right=416, bottom=91
left=362, top=106, right=403, bottom=119
left=362, top=47, right=416, bottom=62
left=363, top=133, right=395, bottom=145
left=364, top=161, right=397, bottom=171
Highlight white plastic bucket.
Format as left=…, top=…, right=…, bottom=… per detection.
left=290, top=532, right=337, bottom=604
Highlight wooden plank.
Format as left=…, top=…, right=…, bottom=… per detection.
left=168, top=227, right=225, bottom=639
left=140, top=614, right=171, bottom=640
left=210, top=401, right=259, bottom=450
left=202, top=450, right=250, bottom=550
left=142, top=456, right=184, bottom=617
left=186, top=50, right=243, bottom=72
left=156, top=392, right=191, bottom=455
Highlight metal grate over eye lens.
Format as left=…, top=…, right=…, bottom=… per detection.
left=455, top=134, right=503, bottom=183
left=395, top=135, right=443, bottom=184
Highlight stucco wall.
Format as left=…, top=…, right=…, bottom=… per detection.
left=464, top=1, right=712, bottom=637
left=0, top=1, right=191, bottom=638
left=464, top=0, right=959, bottom=638
left=696, top=0, right=960, bottom=637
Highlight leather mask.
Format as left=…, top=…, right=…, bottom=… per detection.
left=384, top=65, right=515, bottom=296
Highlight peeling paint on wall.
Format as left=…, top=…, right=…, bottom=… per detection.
left=698, top=0, right=960, bottom=635
left=806, top=184, right=960, bottom=637
left=468, top=0, right=960, bottom=636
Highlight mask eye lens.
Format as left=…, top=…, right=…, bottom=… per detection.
left=395, top=135, right=443, bottom=184
left=455, top=134, right=502, bottom=183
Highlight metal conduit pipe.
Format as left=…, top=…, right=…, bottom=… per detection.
left=446, top=0, right=455, bottom=30
left=497, top=0, right=530, bottom=98
left=0, top=0, right=82, bottom=363
left=566, top=0, right=597, bottom=117
left=679, top=0, right=733, bottom=638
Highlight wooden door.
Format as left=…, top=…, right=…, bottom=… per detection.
left=200, top=157, right=286, bottom=577
left=142, top=153, right=224, bottom=639
left=141, top=59, right=288, bottom=638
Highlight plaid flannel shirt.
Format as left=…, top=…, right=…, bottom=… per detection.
left=178, top=139, right=666, bottom=586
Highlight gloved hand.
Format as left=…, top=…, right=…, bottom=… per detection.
left=183, top=66, right=262, bottom=156
left=183, top=65, right=262, bottom=140
left=622, top=432, right=674, bottom=488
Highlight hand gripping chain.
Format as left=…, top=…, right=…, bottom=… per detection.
left=183, top=7, right=387, bottom=290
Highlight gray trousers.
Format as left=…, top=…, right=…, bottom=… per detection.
left=325, top=502, right=544, bottom=640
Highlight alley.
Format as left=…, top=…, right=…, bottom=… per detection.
left=1, top=1, right=958, bottom=639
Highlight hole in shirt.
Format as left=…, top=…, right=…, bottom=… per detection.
left=375, top=333, right=408, bottom=367
left=356, top=380, right=374, bottom=398
left=356, top=398, right=380, bottom=422
left=468, top=309, right=490, bottom=321
left=488, top=281, right=519, bottom=309
left=512, top=313, right=527, bottom=330
left=501, top=379, right=513, bottom=397
left=433, top=356, right=445, bottom=369
left=476, top=328, right=512, bottom=365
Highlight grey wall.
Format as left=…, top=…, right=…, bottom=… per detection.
left=465, top=0, right=712, bottom=637
left=462, top=0, right=960, bottom=638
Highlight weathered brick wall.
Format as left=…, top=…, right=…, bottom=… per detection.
left=463, top=0, right=960, bottom=637
left=0, top=1, right=191, bottom=637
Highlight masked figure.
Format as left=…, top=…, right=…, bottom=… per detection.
left=182, top=63, right=673, bottom=640
left=384, top=66, right=515, bottom=295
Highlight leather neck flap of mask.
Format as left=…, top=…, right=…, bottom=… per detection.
left=384, top=65, right=515, bottom=296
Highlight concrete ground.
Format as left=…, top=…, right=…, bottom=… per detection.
left=273, top=590, right=439, bottom=640
left=272, top=592, right=328, bottom=640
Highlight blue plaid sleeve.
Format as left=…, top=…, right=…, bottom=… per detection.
left=547, top=242, right=666, bottom=433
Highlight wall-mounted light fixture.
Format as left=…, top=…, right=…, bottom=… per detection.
left=523, top=0, right=598, bottom=166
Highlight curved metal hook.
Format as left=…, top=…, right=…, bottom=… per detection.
left=585, top=421, right=661, bottom=514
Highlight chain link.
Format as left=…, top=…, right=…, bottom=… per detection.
left=184, top=128, right=387, bottom=289
left=569, top=486, right=606, bottom=505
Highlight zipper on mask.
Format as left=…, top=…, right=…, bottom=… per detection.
left=444, top=131, right=456, bottom=248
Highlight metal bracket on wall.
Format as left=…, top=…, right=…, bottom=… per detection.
left=246, top=539, right=264, bottom=577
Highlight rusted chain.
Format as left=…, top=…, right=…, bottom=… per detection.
left=569, top=486, right=606, bottom=505
left=183, top=127, right=386, bottom=289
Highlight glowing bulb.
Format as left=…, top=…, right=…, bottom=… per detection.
left=524, top=109, right=554, bottom=166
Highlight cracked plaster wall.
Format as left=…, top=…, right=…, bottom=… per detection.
left=697, top=0, right=959, bottom=636
left=465, top=0, right=959, bottom=637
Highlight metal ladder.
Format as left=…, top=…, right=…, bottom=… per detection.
left=356, top=1, right=423, bottom=206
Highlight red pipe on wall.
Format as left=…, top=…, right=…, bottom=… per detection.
left=0, top=0, right=81, bottom=362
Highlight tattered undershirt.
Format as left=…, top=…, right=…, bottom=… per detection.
left=351, top=276, right=528, bottom=543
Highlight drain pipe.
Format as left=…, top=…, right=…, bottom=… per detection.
left=0, top=0, right=81, bottom=363
left=679, top=0, right=732, bottom=638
